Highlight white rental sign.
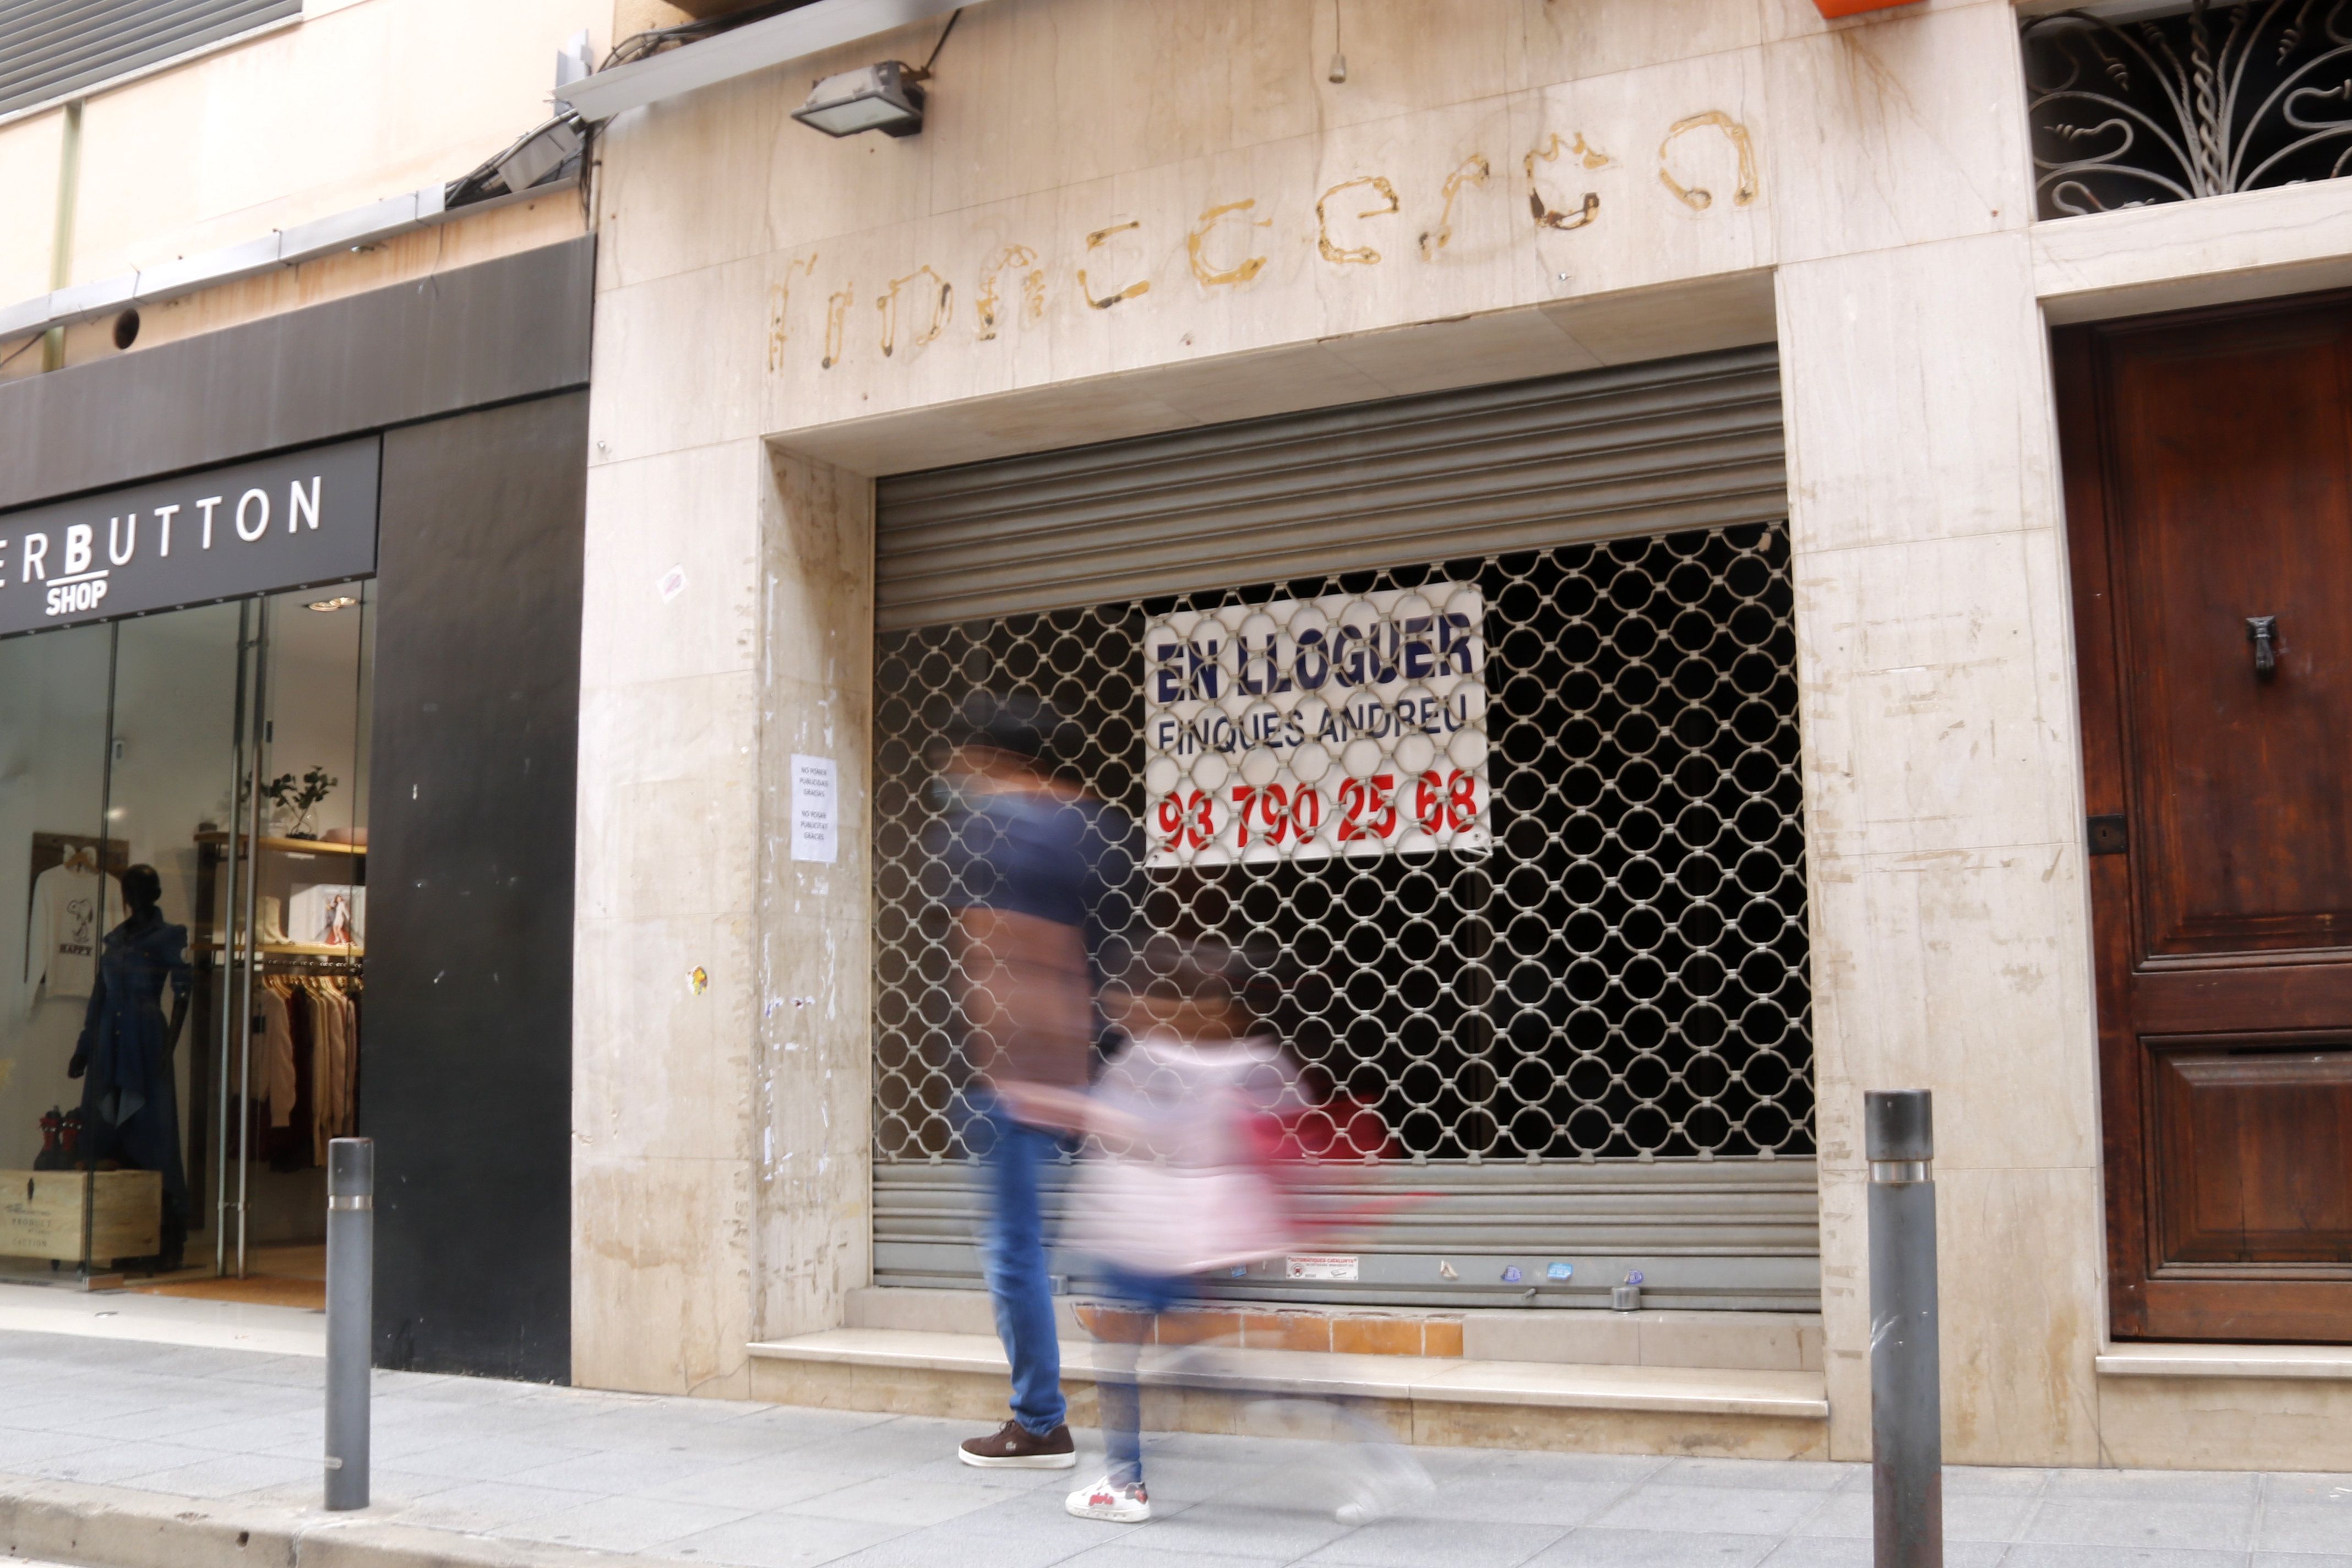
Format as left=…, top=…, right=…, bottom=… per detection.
left=1142, top=583, right=1488, bottom=868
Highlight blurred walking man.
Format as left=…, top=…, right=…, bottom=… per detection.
left=934, top=694, right=1135, bottom=1469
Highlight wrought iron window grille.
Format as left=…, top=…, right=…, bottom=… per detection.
left=2023, top=0, right=2352, bottom=218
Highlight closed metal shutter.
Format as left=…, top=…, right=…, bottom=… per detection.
left=876, top=345, right=1787, bottom=630
left=1, top=1, right=301, bottom=119
left=871, top=345, right=1819, bottom=1311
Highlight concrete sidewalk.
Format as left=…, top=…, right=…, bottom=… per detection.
left=0, top=1326, right=2347, bottom=1568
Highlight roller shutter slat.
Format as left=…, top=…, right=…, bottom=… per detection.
left=0, top=0, right=301, bottom=117
left=875, top=346, right=1788, bottom=629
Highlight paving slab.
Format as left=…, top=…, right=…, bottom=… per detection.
left=0, top=1324, right=2345, bottom=1568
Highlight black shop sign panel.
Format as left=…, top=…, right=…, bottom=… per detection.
left=0, top=437, right=379, bottom=636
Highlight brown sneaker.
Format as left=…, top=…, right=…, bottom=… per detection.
left=959, top=1418, right=1077, bottom=1469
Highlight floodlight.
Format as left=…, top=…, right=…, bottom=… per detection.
left=791, top=61, right=924, bottom=138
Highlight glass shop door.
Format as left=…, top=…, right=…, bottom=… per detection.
left=177, top=584, right=372, bottom=1306
left=0, top=581, right=369, bottom=1300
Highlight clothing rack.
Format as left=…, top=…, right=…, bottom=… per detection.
left=255, top=952, right=363, bottom=975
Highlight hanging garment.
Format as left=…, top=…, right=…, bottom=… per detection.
left=258, top=981, right=298, bottom=1129
left=68, top=910, right=191, bottom=1261
left=24, top=861, right=112, bottom=1006
left=266, top=984, right=318, bottom=1172
left=317, top=981, right=354, bottom=1141
left=310, top=979, right=343, bottom=1161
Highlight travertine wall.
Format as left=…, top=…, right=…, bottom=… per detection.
left=575, top=0, right=2125, bottom=1463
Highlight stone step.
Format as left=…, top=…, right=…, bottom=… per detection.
left=747, top=1327, right=1830, bottom=1460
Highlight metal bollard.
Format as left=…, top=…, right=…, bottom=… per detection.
left=1866, top=1091, right=1941, bottom=1568
left=325, top=1137, right=374, bottom=1511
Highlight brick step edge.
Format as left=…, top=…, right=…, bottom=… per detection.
left=0, top=1471, right=689, bottom=1568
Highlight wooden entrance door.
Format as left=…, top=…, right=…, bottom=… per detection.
left=2059, top=295, right=2352, bottom=1343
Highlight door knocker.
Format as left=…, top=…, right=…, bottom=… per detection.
left=2246, top=615, right=2279, bottom=681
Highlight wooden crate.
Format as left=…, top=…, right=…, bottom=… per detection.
left=0, top=1169, right=162, bottom=1263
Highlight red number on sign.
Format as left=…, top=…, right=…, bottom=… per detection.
left=1157, top=793, right=1186, bottom=852
left=1292, top=785, right=1323, bottom=836
left=1337, top=777, right=1367, bottom=842
left=1256, top=783, right=1286, bottom=844
left=1160, top=790, right=1213, bottom=850
left=1368, top=773, right=1397, bottom=838
left=1231, top=785, right=1257, bottom=848
left=1447, top=770, right=1479, bottom=831
left=1415, top=771, right=1446, bottom=835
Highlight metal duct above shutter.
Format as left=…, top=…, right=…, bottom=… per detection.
left=873, top=344, right=1785, bottom=630
left=1, top=0, right=301, bottom=119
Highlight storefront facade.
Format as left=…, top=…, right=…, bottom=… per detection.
left=0, top=238, right=591, bottom=1381
left=564, top=0, right=2352, bottom=1470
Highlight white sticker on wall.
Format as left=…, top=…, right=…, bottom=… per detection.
left=1285, top=1254, right=1360, bottom=1282
left=790, top=754, right=839, bottom=864
left=1142, top=584, right=1488, bottom=868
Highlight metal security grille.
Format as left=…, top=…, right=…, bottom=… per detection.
left=0, top=1, right=301, bottom=119
left=872, top=526, right=1815, bottom=1304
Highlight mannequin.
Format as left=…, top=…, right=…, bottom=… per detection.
left=67, top=863, right=192, bottom=1272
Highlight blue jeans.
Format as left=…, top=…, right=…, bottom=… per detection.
left=1089, top=1265, right=1192, bottom=1487
left=975, top=1095, right=1068, bottom=1436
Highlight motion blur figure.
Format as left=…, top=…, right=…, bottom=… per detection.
left=1057, top=937, right=1430, bottom=1526
left=933, top=694, right=1136, bottom=1472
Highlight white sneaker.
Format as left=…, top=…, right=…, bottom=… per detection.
left=1065, top=1475, right=1151, bottom=1522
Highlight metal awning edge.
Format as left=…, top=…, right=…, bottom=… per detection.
left=556, top=0, right=976, bottom=123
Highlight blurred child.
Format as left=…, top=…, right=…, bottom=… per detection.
left=1055, top=935, right=1306, bottom=1523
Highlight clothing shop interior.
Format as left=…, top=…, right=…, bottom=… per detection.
left=0, top=582, right=372, bottom=1310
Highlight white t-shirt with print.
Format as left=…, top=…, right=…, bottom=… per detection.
left=25, top=862, right=109, bottom=1005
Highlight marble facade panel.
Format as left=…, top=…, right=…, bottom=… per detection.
left=573, top=912, right=756, bottom=1165
left=1806, top=844, right=2099, bottom=1176
left=1508, top=48, right=1776, bottom=304
left=1321, top=306, right=1603, bottom=396
left=1538, top=268, right=1778, bottom=366
left=573, top=674, right=758, bottom=923
left=1776, top=232, right=2060, bottom=556
left=1795, top=529, right=2078, bottom=861
left=1756, top=0, right=1999, bottom=45
left=751, top=452, right=879, bottom=1344
left=579, top=442, right=763, bottom=693
left=1760, top=1, right=2029, bottom=265
left=573, top=1152, right=755, bottom=1398
left=717, top=67, right=1791, bottom=443
left=1514, top=0, right=1764, bottom=91
left=1816, top=1164, right=2105, bottom=1466
left=750, top=907, right=874, bottom=1343
left=921, top=0, right=1321, bottom=215
left=2034, top=177, right=2352, bottom=325
left=590, top=252, right=772, bottom=466
left=593, top=66, right=804, bottom=293
left=760, top=451, right=874, bottom=709
left=2097, top=1374, right=2352, bottom=1471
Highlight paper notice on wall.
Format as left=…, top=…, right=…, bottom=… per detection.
left=1286, top=1254, right=1360, bottom=1282
left=790, top=754, right=838, bottom=864
left=1142, top=583, right=1488, bottom=868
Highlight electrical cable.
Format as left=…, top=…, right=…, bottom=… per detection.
left=921, top=7, right=962, bottom=75
left=600, top=0, right=821, bottom=70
